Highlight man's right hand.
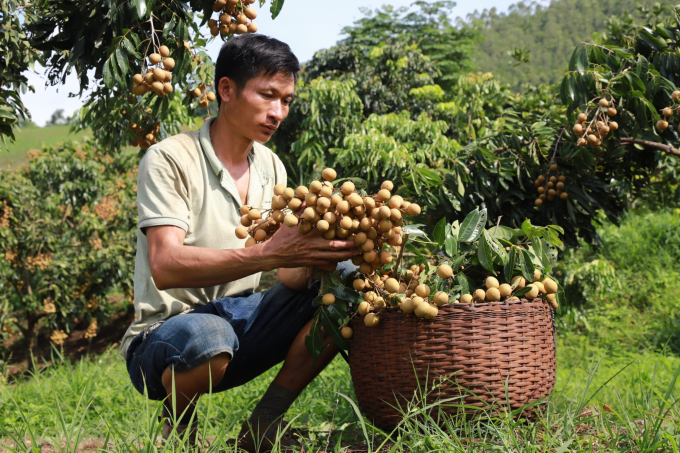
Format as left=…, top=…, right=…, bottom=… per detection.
left=261, top=222, right=359, bottom=270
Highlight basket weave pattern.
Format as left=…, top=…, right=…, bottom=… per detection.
left=348, top=298, right=556, bottom=429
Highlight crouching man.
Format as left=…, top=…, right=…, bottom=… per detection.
left=119, top=34, right=357, bottom=452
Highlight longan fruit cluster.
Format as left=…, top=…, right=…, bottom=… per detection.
left=187, top=84, right=216, bottom=108
left=534, top=164, right=568, bottom=206
left=131, top=45, right=175, bottom=97
left=234, top=168, right=422, bottom=251
left=573, top=97, right=619, bottom=148
left=655, top=90, right=680, bottom=132
left=208, top=0, right=258, bottom=37
left=343, top=263, right=456, bottom=331
left=457, top=271, right=559, bottom=311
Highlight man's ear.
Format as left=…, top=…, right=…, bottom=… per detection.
left=217, top=77, right=236, bottom=105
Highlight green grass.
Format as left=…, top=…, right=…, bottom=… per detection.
left=0, top=125, right=91, bottom=170
left=2, top=209, right=680, bottom=451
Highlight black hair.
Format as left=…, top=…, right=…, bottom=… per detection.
left=214, top=34, right=300, bottom=107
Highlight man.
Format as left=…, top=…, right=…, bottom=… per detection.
left=120, top=34, right=357, bottom=451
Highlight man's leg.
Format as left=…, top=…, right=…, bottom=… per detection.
left=161, top=351, right=231, bottom=423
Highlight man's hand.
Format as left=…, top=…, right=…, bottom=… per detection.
left=263, top=223, right=358, bottom=269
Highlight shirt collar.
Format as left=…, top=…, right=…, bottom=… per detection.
left=199, top=117, right=261, bottom=178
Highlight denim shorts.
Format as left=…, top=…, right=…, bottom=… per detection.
left=126, top=262, right=355, bottom=400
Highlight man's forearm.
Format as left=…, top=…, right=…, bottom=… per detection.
left=152, top=243, right=276, bottom=290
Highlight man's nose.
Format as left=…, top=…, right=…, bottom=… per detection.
left=269, top=100, right=285, bottom=122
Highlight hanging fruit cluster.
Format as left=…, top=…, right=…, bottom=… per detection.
left=207, top=0, right=258, bottom=37
left=655, top=90, right=680, bottom=131
left=533, top=163, right=568, bottom=207
left=187, top=84, right=216, bottom=108
left=122, top=105, right=161, bottom=149
left=234, top=169, right=421, bottom=253
left=572, top=97, right=619, bottom=148
left=131, top=45, right=175, bottom=98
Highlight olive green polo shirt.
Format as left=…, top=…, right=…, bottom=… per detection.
left=119, top=117, right=287, bottom=358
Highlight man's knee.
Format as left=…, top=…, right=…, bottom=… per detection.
left=161, top=351, right=231, bottom=392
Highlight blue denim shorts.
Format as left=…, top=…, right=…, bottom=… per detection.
left=126, top=263, right=355, bottom=400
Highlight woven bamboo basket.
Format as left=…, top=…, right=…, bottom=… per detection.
left=348, top=298, right=556, bottom=430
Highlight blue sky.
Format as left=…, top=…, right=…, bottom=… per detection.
left=22, top=0, right=518, bottom=126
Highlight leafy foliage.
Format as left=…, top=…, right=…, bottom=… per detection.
left=0, top=142, right=137, bottom=352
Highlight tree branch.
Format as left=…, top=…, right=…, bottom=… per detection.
left=619, top=138, right=680, bottom=158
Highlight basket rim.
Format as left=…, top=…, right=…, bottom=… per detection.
left=353, top=297, right=550, bottom=317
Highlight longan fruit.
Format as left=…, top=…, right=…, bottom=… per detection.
left=607, top=107, right=617, bottom=117
left=377, top=206, right=390, bottom=220
left=298, top=220, right=312, bottom=234
left=244, top=6, right=257, bottom=19
left=460, top=294, right=473, bottom=304
left=560, top=192, right=569, bottom=200
left=324, top=212, right=337, bottom=224
left=546, top=293, right=556, bottom=302
left=271, top=195, right=287, bottom=210
left=358, top=301, right=371, bottom=315
left=381, top=180, right=394, bottom=191
left=247, top=22, right=258, bottom=33
left=537, top=187, right=545, bottom=194
left=400, top=298, right=415, bottom=314
left=533, top=281, right=546, bottom=294
left=587, top=134, right=599, bottom=145
left=388, top=195, right=403, bottom=209
left=437, top=264, right=453, bottom=279
left=433, top=291, right=449, bottom=306
left=339, top=216, right=352, bottom=230
left=316, top=220, right=330, bottom=233
left=609, top=121, right=618, bottom=131
left=390, top=208, right=402, bottom=222
left=317, top=197, right=331, bottom=210
left=379, top=219, right=392, bottom=232
left=573, top=124, right=583, bottom=135
left=485, top=276, right=500, bottom=289
left=364, top=313, right=379, bottom=327
left=415, top=284, right=430, bottom=298
left=364, top=197, right=376, bottom=211
left=288, top=198, right=302, bottom=211
left=245, top=237, right=257, bottom=247
left=355, top=231, right=367, bottom=245
left=149, top=53, right=162, bottom=64
left=407, top=203, right=421, bottom=216
left=486, top=287, right=501, bottom=301
left=556, top=182, right=564, bottom=190
left=348, top=193, right=363, bottom=207
left=133, top=73, right=144, bottom=84
left=296, top=186, right=308, bottom=198
left=363, top=250, right=377, bottom=263
left=525, top=285, right=539, bottom=299
left=411, top=296, right=424, bottom=306
left=598, top=98, right=609, bottom=108
left=548, top=189, right=556, bottom=197
left=663, top=107, right=673, bottom=117
left=254, top=229, right=266, bottom=242
left=319, top=185, right=333, bottom=198
left=163, top=58, right=175, bottom=70
left=385, top=278, right=399, bottom=294
left=550, top=164, right=558, bottom=171
left=323, top=229, right=336, bottom=240
left=271, top=210, right=285, bottom=223
left=535, top=199, right=543, bottom=207
left=273, top=183, right=285, bottom=196
left=247, top=209, right=261, bottom=221
left=511, top=276, right=526, bottom=289
left=336, top=201, right=350, bottom=215
left=151, top=81, right=164, bottom=95
left=340, top=181, right=355, bottom=195
left=377, top=189, right=391, bottom=201
left=414, top=302, right=430, bottom=318
left=361, top=239, right=374, bottom=252
left=657, top=120, right=669, bottom=131
left=235, top=225, right=248, bottom=239
left=309, top=180, right=322, bottom=194
left=499, top=283, right=512, bottom=297
left=673, top=91, right=680, bottom=101
left=353, top=279, right=365, bottom=291
left=192, top=87, right=202, bottom=98
left=379, top=250, right=392, bottom=264
left=305, top=192, right=317, bottom=207
left=577, top=113, right=588, bottom=123
left=473, top=289, right=486, bottom=301
left=533, top=269, right=541, bottom=281
left=341, top=327, right=353, bottom=339
left=543, top=277, right=558, bottom=294
left=322, top=293, right=335, bottom=305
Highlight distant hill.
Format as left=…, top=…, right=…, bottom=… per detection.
left=464, top=0, right=675, bottom=88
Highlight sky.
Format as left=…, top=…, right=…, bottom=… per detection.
left=22, top=0, right=517, bottom=126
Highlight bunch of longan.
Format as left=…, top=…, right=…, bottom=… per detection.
left=131, top=45, right=175, bottom=97
left=534, top=163, right=568, bottom=206
left=457, top=271, right=559, bottom=311
left=187, top=84, right=216, bottom=108
left=234, top=168, right=422, bottom=253
left=125, top=107, right=160, bottom=149
left=655, top=90, right=680, bottom=132
left=573, top=97, right=619, bottom=148
left=208, top=0, right=258, bottom=37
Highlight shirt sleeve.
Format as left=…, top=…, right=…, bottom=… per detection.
left=137, top=147, right=191, bottom=234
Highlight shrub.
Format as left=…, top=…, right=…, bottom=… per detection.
left=0, top=140, right=137, bottom=352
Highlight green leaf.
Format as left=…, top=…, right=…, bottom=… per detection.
left=416, top=166, right=443, bottom=184
left=456, top=273, right=469, bottom=295
left=459, top=208, right=487, bottom=243
left=115, top=47, right=129, bottom=76
left=270, top=0, right=285, bottom=19
left=568, top=44, right=588, bottom=74
left=433, top=217, right=446, bottom=246
left=521, top=218, right=536, bottom=238
left=518, top=248, right=535, bottom=282
left=484, top=229, right=508, bottom=264
left=320, top=309, right=349, bottom=356
left=102, top=60, right=113, bottom=88
left=445, top=230, right=458, bottom=257
left=133, top=0, right=147, bottom=19
left=477, top=232, right=495, bottom=272
left=504, top=248, right=516, bottom=282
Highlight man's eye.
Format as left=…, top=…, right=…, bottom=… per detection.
left=262, top=93, right=273, bottom=99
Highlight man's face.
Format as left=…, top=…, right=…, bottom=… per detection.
left=219, top=72, right=295, bottom=143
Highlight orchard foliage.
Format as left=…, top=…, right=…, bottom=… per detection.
left=275, top=4, right=680, bottom=248
left=0, top=144, right=137, bottom=351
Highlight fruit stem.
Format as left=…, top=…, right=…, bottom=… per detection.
left=393, top=233, right=409, bottom=279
